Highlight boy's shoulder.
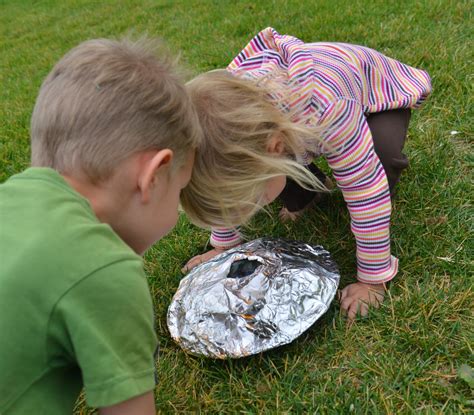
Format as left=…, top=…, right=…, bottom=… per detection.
left=0, top=167, right=144, bottom=295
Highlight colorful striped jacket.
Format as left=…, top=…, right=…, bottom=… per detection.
left=211, top=28, right=431, bottom=284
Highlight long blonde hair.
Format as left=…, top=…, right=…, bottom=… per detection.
left=180, top=70, right=327, bottom=229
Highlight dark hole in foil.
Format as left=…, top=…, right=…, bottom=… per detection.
left=227, top=259, right=261, bottom=279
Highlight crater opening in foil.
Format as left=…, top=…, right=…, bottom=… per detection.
left=227, top=259, right=261, bottom=279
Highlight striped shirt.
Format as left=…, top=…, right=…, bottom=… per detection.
left=210, top=28, right=431, bottom=284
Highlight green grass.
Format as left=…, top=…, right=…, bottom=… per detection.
left=1, top=0, right=473, bottom=413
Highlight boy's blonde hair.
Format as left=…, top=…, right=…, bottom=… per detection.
left=180, top=70, right=326, bottom=229
left=31, top=37, right=201, bottom=182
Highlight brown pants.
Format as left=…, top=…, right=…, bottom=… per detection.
left=279, top=108, right=412, bottom=212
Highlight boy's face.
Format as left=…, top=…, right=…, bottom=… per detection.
left=107, top=150, right=194, bottom=255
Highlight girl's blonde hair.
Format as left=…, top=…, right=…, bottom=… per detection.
left=180, top=70, right=327, bottom=229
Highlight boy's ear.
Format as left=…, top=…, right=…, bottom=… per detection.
left=138, top=149, right=173, bottom=204
left=267, top=134, right=285, bottom=155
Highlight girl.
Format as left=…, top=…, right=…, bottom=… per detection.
left=180, top=28, right=431, bottom=320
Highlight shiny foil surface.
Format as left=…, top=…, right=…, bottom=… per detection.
left=167, top=238, right=340, bottom=359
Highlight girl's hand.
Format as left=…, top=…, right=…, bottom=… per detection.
left=338, top=282, right=386, bottom=321
left=181, top=248, right=227, bottom=273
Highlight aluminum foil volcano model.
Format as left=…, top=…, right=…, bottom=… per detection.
left=167, top=238, right=340, bottom=358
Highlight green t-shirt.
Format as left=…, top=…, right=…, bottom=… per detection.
left=0, top=168, right=158, bottom=414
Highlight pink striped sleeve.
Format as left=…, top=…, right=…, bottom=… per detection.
left=228, top=27, right=276, bottom=71
left=319, top=99, right=398, bottom=283
left=210, top=227, right=242, bottom=249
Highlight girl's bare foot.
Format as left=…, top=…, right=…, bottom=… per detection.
left=278, top=200, right=318, bottom=222
left=278, top=177, right=333, bottom=223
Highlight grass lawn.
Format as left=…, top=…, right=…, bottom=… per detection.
left=1, top=0, right=472, bottom=413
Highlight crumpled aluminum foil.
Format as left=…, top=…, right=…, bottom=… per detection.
left=167, top=238, right=340, bottom=359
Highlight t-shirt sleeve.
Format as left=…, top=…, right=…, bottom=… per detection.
left=50, top=259, right=158, bottom=408
left=319, top=99, right=398, bottom=283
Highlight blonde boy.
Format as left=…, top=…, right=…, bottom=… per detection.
left=0, top=38, right=201, bottom=414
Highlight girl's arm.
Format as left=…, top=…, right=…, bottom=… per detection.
left=210, top=227, right=243, bottom=250
left=319, top=98, right=398, bottom=284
